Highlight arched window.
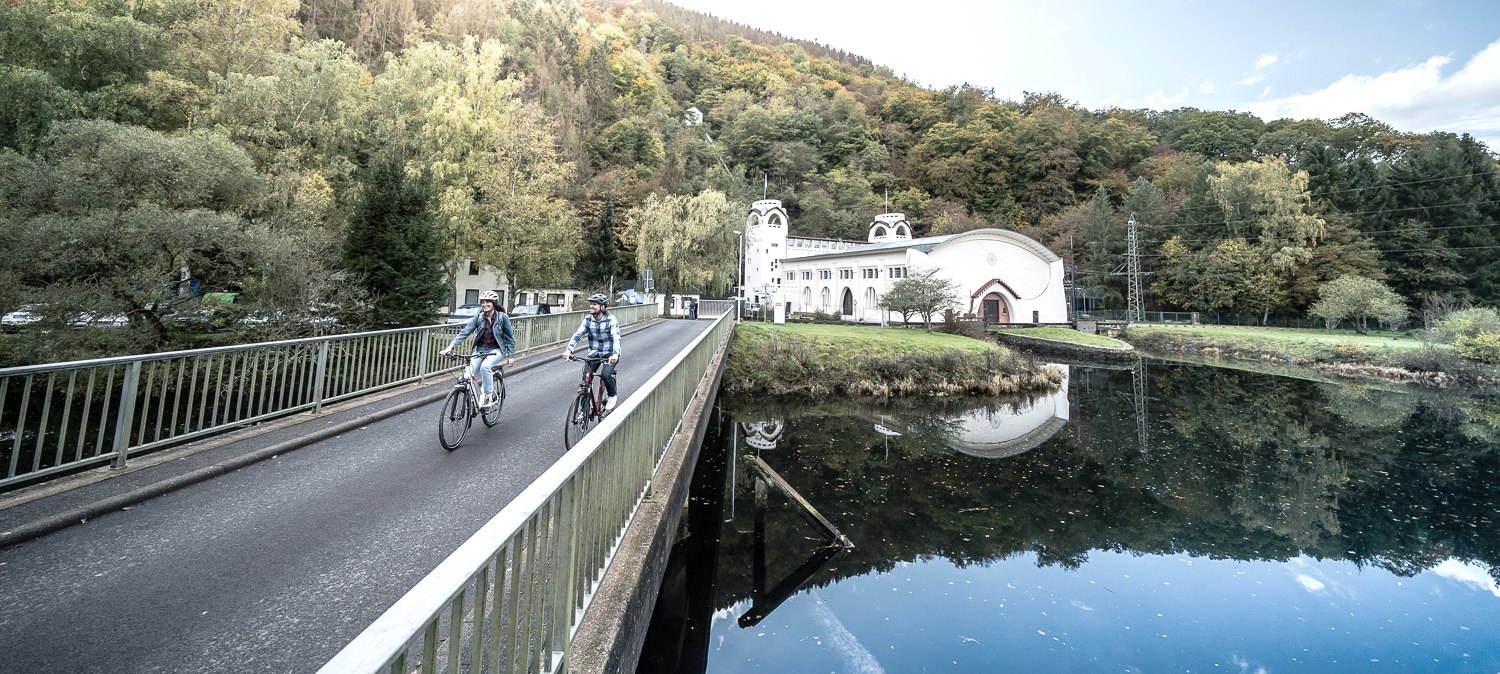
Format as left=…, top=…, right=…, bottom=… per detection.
left=820, top=287, right=831, bottom=312
left=802, top=287, right=812, bottom=310
left=864, top=287, right=877, bottom=319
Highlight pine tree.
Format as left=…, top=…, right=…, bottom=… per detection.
left=1079, top=186, right=1123, bottom=307
left=343, top=158, right=446, bottom=327
left=581, top=194, right=620, bottom=287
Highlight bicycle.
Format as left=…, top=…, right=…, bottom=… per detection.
left=437, top=353, right=506, bottom=451
left=563, top=354, right=617, bottom=450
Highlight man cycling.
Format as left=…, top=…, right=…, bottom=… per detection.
left=440, top=290, right=515, bottom=408
left=562, top=293, right=621, bottom=410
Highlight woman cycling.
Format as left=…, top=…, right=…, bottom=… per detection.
left=440, top=290, right=515, bottom=407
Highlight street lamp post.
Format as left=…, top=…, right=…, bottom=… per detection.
left=733, top=230, right=744, bottom=318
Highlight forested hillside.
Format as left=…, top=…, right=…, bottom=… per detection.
left=2, top=0, right=1498, bottom=363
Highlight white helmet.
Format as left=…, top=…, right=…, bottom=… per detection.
left=478, top=290, right=500, bottom=303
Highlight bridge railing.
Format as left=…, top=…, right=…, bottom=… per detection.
left=0, top=304, right=659, bottom=491
left=315, top=311, right=734, bottom=674
left=695, top=299, right=735, bottom=317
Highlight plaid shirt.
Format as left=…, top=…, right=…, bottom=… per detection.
left=567, top=313, right=621, bottom=358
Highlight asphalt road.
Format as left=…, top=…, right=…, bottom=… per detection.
left=0, top=317, right=715, bottom=674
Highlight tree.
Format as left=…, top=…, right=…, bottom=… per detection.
left=466, top=102, right=580, bottom=304
left=1153, top=236, right=1284, bottom=319
left=342, top=157, right=446, bottom=327
left=1078, top=186, right=1123, bottom=307
left=580, top=194, right=621, bottom=287
left=0, top=118, right=288, bottom=357
left=173, top=0, right=301, bottom=83
left=628, top=190, right=740, bottom=302
left=1309, top=275, right=1408, bottom=333
left=879, top=268, right=959, bottom=329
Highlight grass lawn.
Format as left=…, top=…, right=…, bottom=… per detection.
left=992, top=326, right=1132, bottom=350
left=729, top=321, right=1058, bottom=395
left=742, top=321, right=998, bottom=353
left=1126, top=324, right=1440, bottom=350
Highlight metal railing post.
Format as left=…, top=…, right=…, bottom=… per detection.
left=416, top=329, right=431, bottom=385
left=110, top=362, right=141, bottom=469
left=311, top=341, right=330, bottom=415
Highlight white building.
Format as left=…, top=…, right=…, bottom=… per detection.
left=741, top=199, right=1067, bottom=324
left=448, top=260, right=585, bottom=312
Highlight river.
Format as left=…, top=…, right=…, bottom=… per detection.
left=637, top=362, right=1500, bottom=673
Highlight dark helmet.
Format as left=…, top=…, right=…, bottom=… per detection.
left=587, top=293, right=609, bottom=306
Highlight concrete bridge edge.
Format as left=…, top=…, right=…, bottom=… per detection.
left=566, top=328, right=731, bottom=674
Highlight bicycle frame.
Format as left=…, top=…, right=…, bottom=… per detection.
left=574, top=356, right=613, bottom=416
left=564, top=355, right=614, bottom=449
left=438, top=353, right=505, bottom=450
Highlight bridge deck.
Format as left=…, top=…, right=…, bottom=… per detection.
left=0, top=317, right=717, bottom=674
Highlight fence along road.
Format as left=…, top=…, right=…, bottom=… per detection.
left=0, top=315, right=719, bottom=674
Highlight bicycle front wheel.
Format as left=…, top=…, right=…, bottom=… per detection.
left=563, top=392, right=594, bottom=450
left=481, top=375, right=506, bottom=427
left=438, top=389, right=471, bottom=451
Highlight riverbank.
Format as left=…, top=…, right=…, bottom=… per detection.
left=727, top=322, right=1062, bottom=396
left=991, top=326, right=1136, bottom=364
left=1120, top=324, right=1500, bottom=388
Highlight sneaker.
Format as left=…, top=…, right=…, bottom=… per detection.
left=482, top=392, right=498, bottom=408
left=604, top=395, right=618, bottom=411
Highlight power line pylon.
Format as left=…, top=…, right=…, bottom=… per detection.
left=1126, top=213, right=1143, bottom=323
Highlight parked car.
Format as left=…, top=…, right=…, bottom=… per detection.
left=616, top=290, right=646, bottom=305
left=72, top=312, right=128, bottom=328
left=2, top=306, right=127, bottom=330
left=510, top=304, right=551, bottom=316
left=447, top=304, right=482, bottom=324
left=1, top=305, right=41, bottom=331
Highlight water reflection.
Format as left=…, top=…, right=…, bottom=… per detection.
left=639, top=363, right=1500, bottom=673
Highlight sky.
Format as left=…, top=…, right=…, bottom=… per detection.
left=662, top=0, right=1500, bottom=150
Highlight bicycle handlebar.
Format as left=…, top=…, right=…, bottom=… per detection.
left=566, top=354, right=612, bottom=363
left=443, top=353, right=488, bottom=361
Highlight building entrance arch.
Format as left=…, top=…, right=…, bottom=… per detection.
left=841, top=288, right=854, bottom=316
left=981, top=292, right=1011, bottom=323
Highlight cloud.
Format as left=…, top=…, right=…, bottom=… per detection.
left=1294, top=574, right=1326, bottom=593
left=1254, top=53, right=1279, bottom=69
left=1201, top=79, right=1217, bottom=94
left=1238, top=74, right=1265, bottom=86
left=1431, top=559, right=1500, bottom=597
left=1244, top=38, right=1500, bottom=147
left=811, top=593, right=886, bottom=674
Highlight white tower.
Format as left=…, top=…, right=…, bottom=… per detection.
left=867, top=213, right=912, bottom=243
left=743, top=199, right=788, bottom=303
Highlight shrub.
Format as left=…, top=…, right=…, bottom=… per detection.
left=1333, top=341, right=1368, bottom=361
left=934, top=311, right=987, bottom=339
left=1400, top=343, right=1460, bottom=372
left=1309, top=275, right=1409, bottom=332
left=1457, top=332, right=1500, bottom=364
left=1435, top=307, right=1500, bottom=344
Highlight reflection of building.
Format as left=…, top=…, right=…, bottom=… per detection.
left=739, top=419, right=785, bottom=452
left=942, top=366, right=1070, bottom=459
left=741, top=199, right=1067, bottom=324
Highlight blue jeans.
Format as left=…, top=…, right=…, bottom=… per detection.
left=470, top=349, right=503, bottom=395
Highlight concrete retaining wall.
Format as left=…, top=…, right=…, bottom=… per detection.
left=994, top=331, right=1139, bottom=365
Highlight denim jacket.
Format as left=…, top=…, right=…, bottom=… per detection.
left=449, top=311, right=516, bottom=357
